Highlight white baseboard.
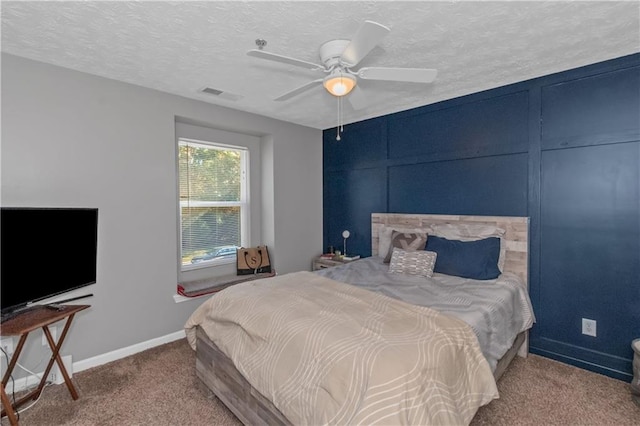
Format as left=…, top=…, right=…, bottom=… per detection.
left=3, top=371, right=44, bottom=394
left=74, top=330, right=186, bottom=373
left=4, top=330, right=186, bottom=393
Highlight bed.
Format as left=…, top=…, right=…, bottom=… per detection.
left=185, top=214, right=534, bottom=425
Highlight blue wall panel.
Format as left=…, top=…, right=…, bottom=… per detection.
left=323, top=53, right=640, bottom=381
left=388, top=92, right=529, bottom=160
left=323, top=116, right=387, bottom=170
left=541, top=66, right=640, bottom=149
left=388, top=154, right=528, bottom=216
left=324, top=168, right=387, bottom=258
left=537, top=142, right=640, bottom=377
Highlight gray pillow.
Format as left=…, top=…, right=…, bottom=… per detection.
left=384, top=230, right=427, bottom=263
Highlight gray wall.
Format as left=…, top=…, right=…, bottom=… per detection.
left=1, top=54, right=323, bottom=369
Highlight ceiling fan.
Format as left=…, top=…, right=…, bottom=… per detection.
left=247, top=20, right=438, bottom=110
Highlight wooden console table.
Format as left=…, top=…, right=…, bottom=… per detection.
left=1, top=304, right=89, bottom=425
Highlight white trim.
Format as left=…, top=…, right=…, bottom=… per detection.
left=173, top=292, right=210, bottom=303
left=74, top=330, right=186, bottom=373
left=177, top=140, right=249, bottom=272
left=5, top=330, right=186, bottom=393
left=179, top=137, right=248, bottom=152
left=3, top=371, right=44, bottom=394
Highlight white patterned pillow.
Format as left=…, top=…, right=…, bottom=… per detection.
left=389, top=248, right=437, bottom=278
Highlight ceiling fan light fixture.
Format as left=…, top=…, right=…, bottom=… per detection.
left=323, top=73, right=356, bottom=97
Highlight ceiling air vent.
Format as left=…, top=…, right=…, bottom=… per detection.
left=199, top=87, right=243, bottom=101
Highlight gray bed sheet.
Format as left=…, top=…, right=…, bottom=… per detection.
left=315, top=256, right=535, bottom=371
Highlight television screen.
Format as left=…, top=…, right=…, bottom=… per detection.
left=1, top=207, right=98, bottom=315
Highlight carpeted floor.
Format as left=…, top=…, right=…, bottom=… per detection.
left=3, top=338, right=638, bottom=425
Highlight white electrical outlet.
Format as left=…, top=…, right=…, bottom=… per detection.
left=42, top=326, right=57, bottom=346
left=582, top=318, right=597, bottom=337
left=1, top=338, right=14, bottom=355
left=48, top=354, right=72, bottom=384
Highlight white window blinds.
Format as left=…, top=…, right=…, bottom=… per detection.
left=178, top=139, right=248, bottom=268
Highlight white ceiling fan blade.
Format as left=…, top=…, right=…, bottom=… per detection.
left=340, top=21, right=390, bottom=67
left=357, top=67, right=438, bottom=83
left=274, top=79, right=323, bottom=101
left=346, top=85, right=369, bottom=110
left=247, top=49, right=324, bottom=70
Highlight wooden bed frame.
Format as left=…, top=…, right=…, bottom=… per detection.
left=195, top=214, right=530, bottom=425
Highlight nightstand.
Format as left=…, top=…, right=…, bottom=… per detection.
left=312, top=256, right=354, bottom=271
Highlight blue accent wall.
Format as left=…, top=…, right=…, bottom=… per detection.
left=323, top=53, right=640, bottom=381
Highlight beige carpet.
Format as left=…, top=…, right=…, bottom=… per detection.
left=3, top=338, right=638, bottom=425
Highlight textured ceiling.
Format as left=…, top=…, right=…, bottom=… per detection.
left=2, top=1, right=639, bottom=130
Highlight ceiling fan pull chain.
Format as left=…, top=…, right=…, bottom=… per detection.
left=336, top=96, right=341, bottom=141
left=340, top=96, right=345, bottom=133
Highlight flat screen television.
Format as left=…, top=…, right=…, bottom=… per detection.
left=1, top=207, right=98, bottom=318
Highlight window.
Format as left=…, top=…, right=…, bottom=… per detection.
left=178, top=138, right=249, bottom=270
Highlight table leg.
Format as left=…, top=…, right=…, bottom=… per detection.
left=2, top=334, right=28, bottom=387
left=1, top=334, right=28, bottom=423
left=1, top=384, right=19, bottom=425
left=41, top=314, right=79, bottom=399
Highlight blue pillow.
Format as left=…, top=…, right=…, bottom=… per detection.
left=424, top=236, right=501, bottom=280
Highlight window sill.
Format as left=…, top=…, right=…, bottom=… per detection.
left=173, top=293, right=210, bottom=303
left=174, top=271, right=277, bottom=303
